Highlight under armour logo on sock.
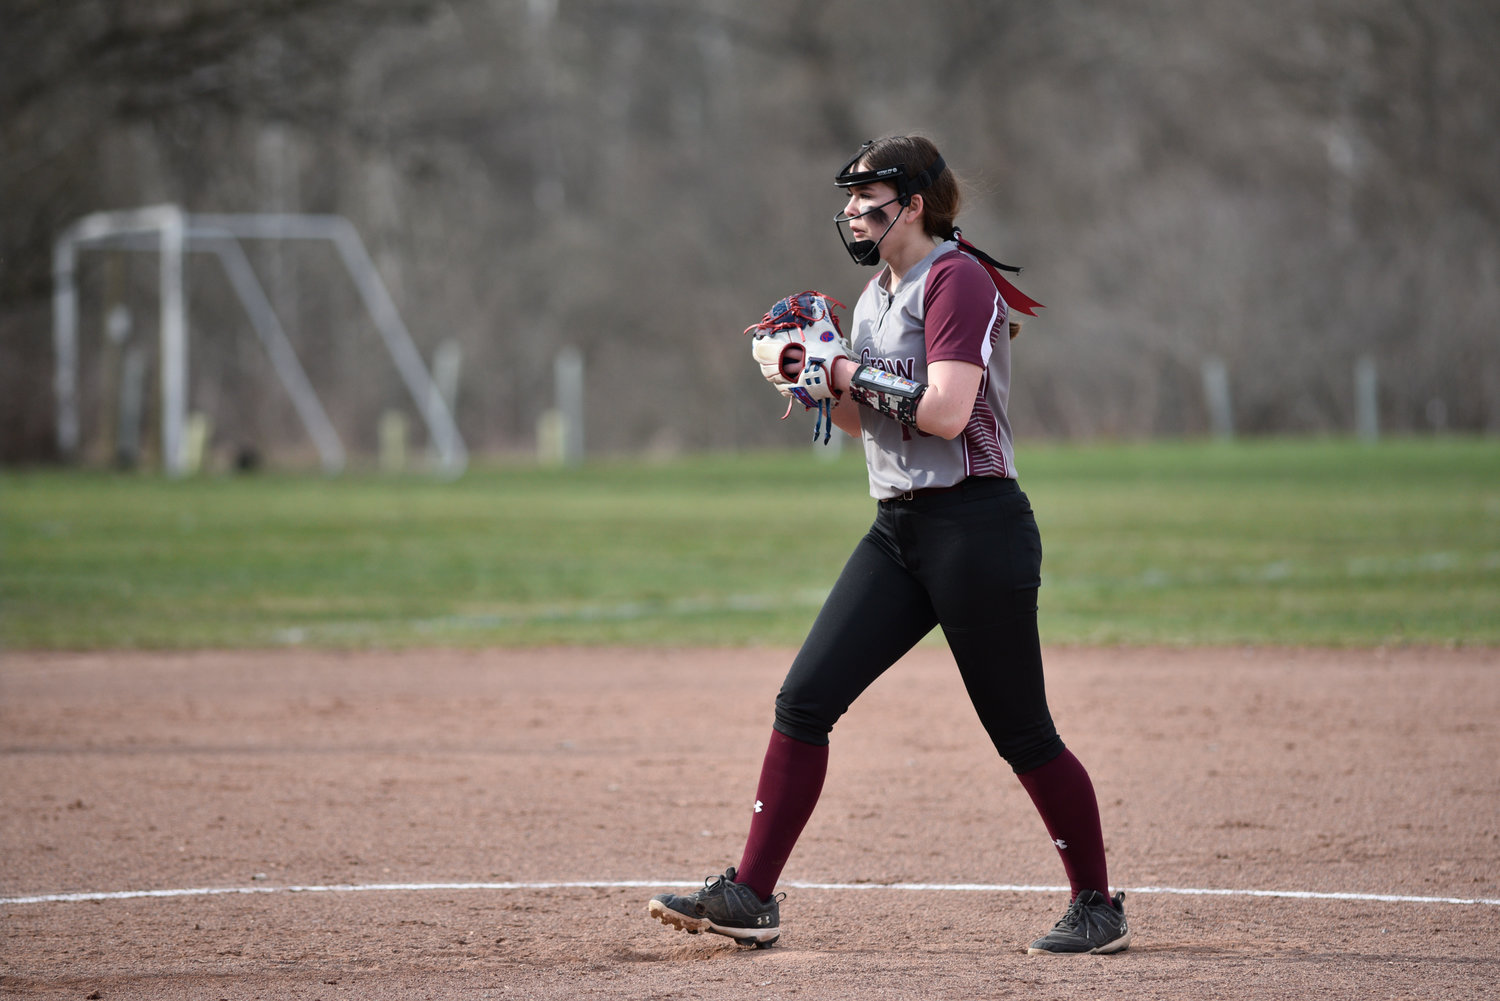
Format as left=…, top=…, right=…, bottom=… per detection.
left=1052, top=838, right=1069, bottom=850
left=754, top=800, right=764, bottom=813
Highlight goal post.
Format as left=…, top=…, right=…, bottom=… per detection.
left=52, top=207, right=467, bottom=477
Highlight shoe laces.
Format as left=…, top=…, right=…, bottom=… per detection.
left=1053, top=891, right=1119, bottom=940
left=697, top=871, right=784, bottom=908
left=1053, top=894, right=1090, bottom=931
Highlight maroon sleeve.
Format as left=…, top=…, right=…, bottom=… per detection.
left=924, top=252, right=1007, bottom=366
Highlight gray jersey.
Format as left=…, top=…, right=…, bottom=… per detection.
left=849, top=240, right=1017, bottom=500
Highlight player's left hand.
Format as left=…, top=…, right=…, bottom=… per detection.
left=744, top=291, right=851, bottom=404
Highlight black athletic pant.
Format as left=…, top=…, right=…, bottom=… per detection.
left=773, top=476, right=1066, bottom=774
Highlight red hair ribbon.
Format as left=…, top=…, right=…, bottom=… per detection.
left=954, top=233, right=1044, bottom=317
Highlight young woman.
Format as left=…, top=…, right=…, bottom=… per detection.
left=648, top=136, right=1129, bottom=956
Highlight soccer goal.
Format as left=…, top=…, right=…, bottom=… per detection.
left=52, top=205, right=468, bottom=477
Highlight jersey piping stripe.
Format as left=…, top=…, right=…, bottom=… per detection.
left=977, top=286, right=1001, bottom=369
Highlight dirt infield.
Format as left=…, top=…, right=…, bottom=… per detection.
left=3, top=645, right=1497, bottom=999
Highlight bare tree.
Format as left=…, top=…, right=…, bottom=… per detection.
left=4, top=0, right=1498, bottom=465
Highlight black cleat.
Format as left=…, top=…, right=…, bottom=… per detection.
left=1027, top=889, right=1131, bottom=955
left=647, top=867, right=782, bottom=947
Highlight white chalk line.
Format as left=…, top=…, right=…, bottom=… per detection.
left=4, top=880, right=1497, bottom=908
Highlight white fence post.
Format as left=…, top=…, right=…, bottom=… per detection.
left=555, top=346, right=584, bottom=466
left=1355, top=355, right=1379, bottom=442
left=1201, top=357, right=1234, bottom=440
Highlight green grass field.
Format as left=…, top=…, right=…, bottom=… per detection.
left=3, top=438, right=1497, bottom=649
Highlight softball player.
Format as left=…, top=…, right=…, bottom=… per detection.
left=649, top=136, right=1129, bottom=956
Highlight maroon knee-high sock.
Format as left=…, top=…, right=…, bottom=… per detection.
left=734, top=729, right=829, bottom=901
left=1016, top=748, right=1110, bottom=900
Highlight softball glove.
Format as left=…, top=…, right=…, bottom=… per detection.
left=744, top=290, right=851, bottom=443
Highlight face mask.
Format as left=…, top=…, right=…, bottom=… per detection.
left=834, top=195, right=903, bottom=266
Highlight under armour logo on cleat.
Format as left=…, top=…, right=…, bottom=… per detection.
left=754, top=800, right=764, bottom=813
left=1052, top=838, right=1069, bottom=850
